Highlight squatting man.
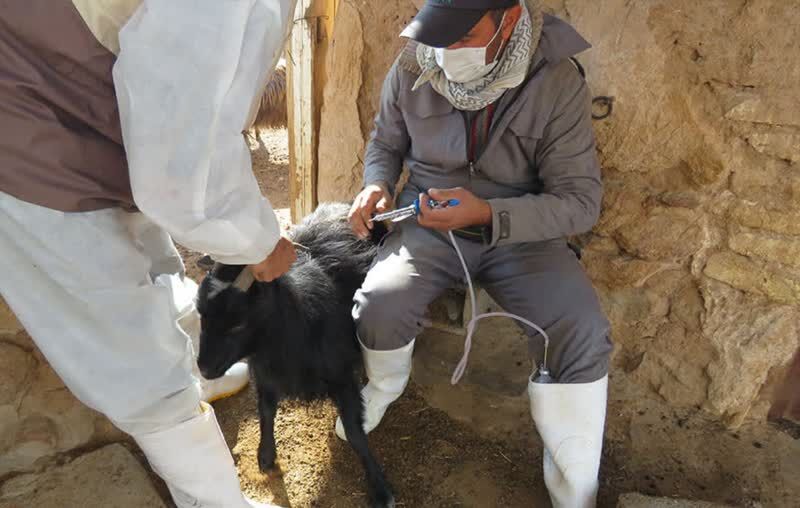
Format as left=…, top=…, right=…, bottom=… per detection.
left=0, top=0, right=611, bottom=507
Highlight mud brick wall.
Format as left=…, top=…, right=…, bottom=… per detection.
left=316, top=0, right=800, bottom=427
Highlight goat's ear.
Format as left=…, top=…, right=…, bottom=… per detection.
left=210, top=261, right=224, bottom=279
left=197, top=255, right=215, bottom=271
left=195, top=277, right=210, bottom=313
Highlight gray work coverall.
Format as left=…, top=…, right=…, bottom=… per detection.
left=353, top=15, right=612, bottom=384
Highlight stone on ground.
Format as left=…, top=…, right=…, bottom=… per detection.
left=0, top=444, right=166, bottom=508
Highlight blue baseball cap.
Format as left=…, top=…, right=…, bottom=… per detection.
left=400, top=0, right=518, bottom=48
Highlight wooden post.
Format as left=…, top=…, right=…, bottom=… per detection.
left=287, top=0, right=318, bottom=223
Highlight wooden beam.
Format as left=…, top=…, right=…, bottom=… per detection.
left=287, top=0, right=318, bottom=223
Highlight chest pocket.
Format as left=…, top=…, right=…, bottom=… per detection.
left=480, top=104, right=548, bottom=187
left=505, top=105, right=548, bottom=167
left=400, top=90, right=466, bottom=171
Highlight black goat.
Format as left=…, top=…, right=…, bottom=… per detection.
left=196, top=202, right=393, bottom=508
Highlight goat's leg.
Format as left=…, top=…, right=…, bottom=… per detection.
left=257, top=388, right=279, bottom=472
left=333, top=380, right=395, bottom=508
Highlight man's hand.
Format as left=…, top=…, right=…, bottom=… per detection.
left=250, top=237, right=297, bottom=282
left=348, top=183, right=393, bottom=239
left=417, top=188, right=492, bottom=232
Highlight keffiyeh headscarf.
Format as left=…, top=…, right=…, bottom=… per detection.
left=412, top=0, right=543, bottom=111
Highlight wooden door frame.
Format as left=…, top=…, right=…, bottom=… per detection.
left=287, top=0, right=337, bottom=223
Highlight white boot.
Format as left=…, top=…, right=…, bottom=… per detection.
left=163, top=273, right=251, bottom=403
left=198, top=361, right=251, bottom=402
left=528, top=374, right=608, bottom=508
left=335, top=338, right=415, bottom=441
left=134, top=402, right=282, bottom=508
left=180, top=304, right=251, bottom=403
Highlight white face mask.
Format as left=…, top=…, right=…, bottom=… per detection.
left=434, top=13, right=506, bottom=84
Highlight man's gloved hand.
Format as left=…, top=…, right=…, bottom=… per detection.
left=348, top=182, right=393, bottom=239
left=418, top=187, right=492, bottom=232
left=250, top=236, right=297, bottom=282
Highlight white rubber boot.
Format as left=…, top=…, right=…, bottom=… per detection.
left=134, top=402, right=282, bottom=508
left=335, top=338, right=415, bottom=441
left=528, top=374, right=608, bottom=508
left=180, top=305, right=250, bottom=402
left=198, top=361, right=251, bottom=403
left=162, top=273, right=251, bottom=403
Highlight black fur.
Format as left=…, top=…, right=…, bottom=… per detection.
left=196, top=202, right=393, bottom=508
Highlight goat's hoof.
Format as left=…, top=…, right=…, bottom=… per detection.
left=262, top=462, right=284, bottom=478
left=257, top=447, right=278, bottom=474
left=368, top=491, right=395, bottom=508
left=259, top=459, right=283, bottom=477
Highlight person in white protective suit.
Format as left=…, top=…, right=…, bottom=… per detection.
left=0, top=1, right=298, bottom=506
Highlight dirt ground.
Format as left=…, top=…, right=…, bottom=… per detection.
left=174, top=129, right=800, bottom=508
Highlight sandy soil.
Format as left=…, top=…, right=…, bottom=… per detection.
left=173, top=129, right=800, bottom=508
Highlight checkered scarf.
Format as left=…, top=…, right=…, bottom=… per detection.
left=412, top=0, right=542, bottom=111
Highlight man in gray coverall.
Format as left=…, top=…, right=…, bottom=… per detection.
left=343, top=1, right=613, bottom=506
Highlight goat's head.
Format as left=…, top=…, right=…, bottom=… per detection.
left=195, top=264, right=258, bottom=379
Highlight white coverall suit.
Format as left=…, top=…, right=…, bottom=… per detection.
left=0, top=1, right=296, bottom=506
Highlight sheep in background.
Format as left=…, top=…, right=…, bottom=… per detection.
left=247, top=57, right=288, bottom=147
